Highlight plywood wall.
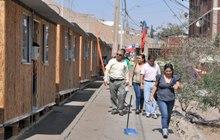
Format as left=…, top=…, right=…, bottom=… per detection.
left=80, top=37, right=91, bottom=81
left=92, top=40, right=99, bottom=77
left=86, top=38, right=91, bottom=79
left=3, top=0, right=56, bottom=121
left=56, top=25, right=80, bottom=92
left=74, top=35, right=80, bottom=88
left=4, top=0, right=32, bottom=121
left=36, top=20, right=56, bottom=108
left=90, top=39, right=99, bottom=78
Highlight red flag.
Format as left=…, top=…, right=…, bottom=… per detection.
left=141, top=28, right=147, bottom=52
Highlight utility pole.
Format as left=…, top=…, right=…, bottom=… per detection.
left=212, top=0, right=218, bottom=38
left=120, top=0, right=126, bottom=49
left=120, top=0, right=127, bottom=49
left=113, top=0, right=120, bottom=56
left=120, top=13, right=123, bottom=49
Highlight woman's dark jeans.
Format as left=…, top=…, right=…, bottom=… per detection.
left=132, top=82, right=144, bottom=110
left=157, top=99, right=175, bottom=129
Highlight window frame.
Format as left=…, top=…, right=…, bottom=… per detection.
left=84, top=40, right=89, bottom=60
left=68, top=32, right=72, bottom=61
left=42, top=24, right=49, bottom=64
left=64, top=30, right=69, bottom=61
left=71, top=35, right=76, bottom=61
left=21, top=14, right=31, bottom=63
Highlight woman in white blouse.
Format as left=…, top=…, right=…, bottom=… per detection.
left=132, top=54, right=146, bottom=114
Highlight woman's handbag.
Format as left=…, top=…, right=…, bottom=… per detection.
left=153, top=75, right=162, bottom=101
left=153, top=90, right=158, bottom=101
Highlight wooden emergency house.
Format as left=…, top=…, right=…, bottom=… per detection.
left=0, top=0, right=56, bottom=123
left=0, top=0, right=108, bottom=139
left=78, top=32, right=90, bottom=84
left=98, top=41, right=112, bottom=75
left=55, top=23, right=86, bottom=99
left=100, top=41, right=111, bottom=59
left=87, top=33, right=99, bottom=78
left=0, top=0, right=83, bottom=138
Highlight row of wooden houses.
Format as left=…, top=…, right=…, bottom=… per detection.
left=0, top=0, right=111, bottom=139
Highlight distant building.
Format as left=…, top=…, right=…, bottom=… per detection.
left=189, top=0, right=220, bottom=38
left=43, top=0, right=142, bottom=49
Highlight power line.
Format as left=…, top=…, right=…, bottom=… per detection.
left=120, top=1, right=140, bottom=28
left=170, top=0, right=189, bottom=10
left=127, top=14, right=140, bottom=27
left=134, top=10, right=171, bottom=15
left=122, top=0, right=139, bottom=28
left=169, top=0, right=218, bottom=26
left=162, top=0, right=187, bottom=29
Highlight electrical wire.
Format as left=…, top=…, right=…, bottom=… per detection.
left=169, top=0, right=218, bottom=26
left=162, top=0, right=187, bottom=29
left=122, top=0, right=140, bottom=28
left=127, top=14, right=140, bottom=27
left=170, top=0, right=189, bottom=10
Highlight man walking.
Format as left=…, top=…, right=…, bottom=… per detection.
left=141, top=55, right=161, bottom=119
left=104, top=49, right=129, bottom=116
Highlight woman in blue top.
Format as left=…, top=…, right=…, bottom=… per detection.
left=151, top=63, right=182, bottom=138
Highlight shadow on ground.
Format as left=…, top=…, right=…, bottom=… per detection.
left=18, top=81, right=102, bottom=139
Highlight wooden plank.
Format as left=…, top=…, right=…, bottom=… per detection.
left=90, top=40, right=93, bottom=72
left=97, top=38, right=105, bottom=75
left=55, top=25, right=61, bottom=90
left=0, top=1, right=6, bottom=108
left=79, top=36, right=83, bottom=78
left=75, top=35, right=80, bottom=88
left=3, top=102, right=55, bottom=126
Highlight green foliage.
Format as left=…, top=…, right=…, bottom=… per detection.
left=198, top=66, right=220, bottom=109
left=156, top=23, right=186, bottom=39
left=167, top=38, right=220, bottom=111
left=213, top=33, right=220, bottom=48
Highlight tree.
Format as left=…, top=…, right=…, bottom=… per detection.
left=156, top=23, right=186, bottom=39
left=150, top=25, right=155, bottom=38
left=166, top=38, right=220, bottom=127
left=213, top=33, right=220, bottom=48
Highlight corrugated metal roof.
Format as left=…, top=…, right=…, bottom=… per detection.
left=16, top=0, right=86, bottom=35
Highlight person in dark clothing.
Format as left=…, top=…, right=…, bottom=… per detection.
left=151, top=63, right=182, bottom=138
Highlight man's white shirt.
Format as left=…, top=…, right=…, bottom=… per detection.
left=104, top=58, right=129, bottom=82
left=141, top=62, right=161, bottom=81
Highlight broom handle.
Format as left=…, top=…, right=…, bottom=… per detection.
left=126, top=95, right=132, bottom=128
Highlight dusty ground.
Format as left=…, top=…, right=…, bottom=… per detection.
left=171, top=101, right=220, bottom=140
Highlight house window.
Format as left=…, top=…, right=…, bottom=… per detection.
left=22, top=15, right=31, bottom=63
left=43, top=25, right=49, bottom=64
left=87, top=42, right=90, bottom=58
left=64, top=30, right=69, bottom=61
left=70, top=35, right=76, bottom=61
left=68, top=33, right=72, bottom=61
left=93, top=42, right=96, bottom=59
left=84, top=41, right=89, bottom=59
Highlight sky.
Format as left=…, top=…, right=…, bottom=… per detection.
left=56, top=0, right=189, bottom=29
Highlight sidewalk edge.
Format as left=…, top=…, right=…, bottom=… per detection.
left=61, top=84, right=105, bottom=140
